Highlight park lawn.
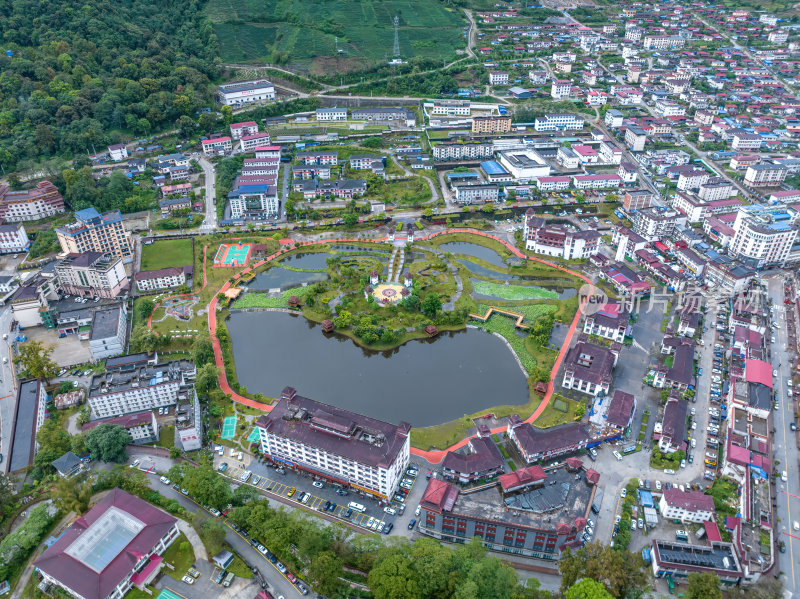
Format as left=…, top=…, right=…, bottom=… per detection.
left=161, top=533, right=196, bottom=576
left=141, top=238, right=193, bottom=271
left=473, top=280, right=557, bottom=300
left=225, top=552, right=255, bottom=578
left=232, top=288, right=309, bottom=309
left=532, top=395, right=584, bottom=429
left=153, top=425, right=174, bottom=449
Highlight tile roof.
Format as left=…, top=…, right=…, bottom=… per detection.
left=442, top=436, right=504, bottom=476
left=607, top=390, right=636, bottom=428
left=420, top=478, right=460, bottom=512
left=498, top=465, right=547, bottom=492
left=662, top=488, right=715, bottom=513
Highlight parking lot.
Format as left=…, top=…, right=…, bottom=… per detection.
left=154, top=557, right=259, bottom=599
left=22, top=325, right=92, bottom=366
left=213, top=449, right=427, bottom=536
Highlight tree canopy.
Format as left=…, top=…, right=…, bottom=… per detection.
left=686, top=572, right=722, bottom=599
left=559, top=542, right=648, bottom=599
left=84, top=423, right=132, bottom=462
left=16, top=340, right=59, bottom=382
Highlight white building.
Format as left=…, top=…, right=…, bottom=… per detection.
left=0, top=223, right=29, bottom=253
left=730, top=205, right=799, bottom=267
left=228, top=184, right=280, bottom=219
left=83, top=411, right=160, bottom=444
left=536, top=176, right=571, bottom=191
left=134, top=266, right=188, bottom=292
left=316, top=108, right=348, bottom=121
left=633, top=207, right=685, bottom=242
left=217, top=79, right=275, bottom=106
left=240, top=132, right=272, bottom=153
left=659, top=489, right=714, bottom=523
left=201, top=137, right=232, bottom=156
left=523, top=211, right=601, bottom=259
left=431, top=100, right=471, bottom=116
left=489, top=71, right=509, bottom=86
left=55, top=252, right=129, bottom=299
left=655, top=99, right=686, bottom=117
left=0, top=180, right=65, bottom=222
left=498, top=150, right=550, bottom=181
left=432, top=143, right=494, bottom=161
left=534, top=113, right=584, bottom=132
left=255, top=146, right=282, bottom=160
left=108, top=144, right=129, bottom=161
left=551, top=79, right=571, bottom=99
left=744, top=164, right=788, bottom=187
left=229, top=121, right=259, bottom=140
left=731, top=132, right=762, bottom=152
left=572, top=174, right=621, bottom=190
left=605, top=109, right=624, bottom=128
left=87, top=355, right=195, bottom=419
left=557, top=146, right=580, bottom=169
left=677, top=169, right=710, bottom=191
left=256, top=387, right=411, bottom=500
left=89, top=305, right=128, bottom=361
left=453, top=183, right=500, bottom=204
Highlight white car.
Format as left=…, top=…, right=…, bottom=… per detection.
left=160, top=476, right=170, bottom=485
left=312, top=481, right=324, bottom=488
left=691, top=439, right=696, bottom=448
left=130, top=459, right=140, bottom=468
left=655, top=480, right=662, bottom=491
left=795, top=521, right=800, bottom=531
left=415, top=505, right=421, bottom=516
left=384, top=507, right=397, bottom=515
left=630, top=519, right=637, bottom=530
left=620, top=489, right=627, bottom=499
left=774, top=370, right=779, bottom=377
left=782, top=471, right=788, bottom=482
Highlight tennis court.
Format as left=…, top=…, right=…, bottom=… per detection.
left=213, top=242, right=252, bottom=267
left=246, top=428, right=260, bottom=443
left=220, top=416, right=237, bottom=439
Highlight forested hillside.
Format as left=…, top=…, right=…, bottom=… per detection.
left=0, top=0, right=220, bottom=170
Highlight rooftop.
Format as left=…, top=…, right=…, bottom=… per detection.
left=89, top=359, right=194, bottom=397
left=89, top=306, right=122, bottom=341
left=5, top=379, right=42, bottom=473
left=651, top=540, right=743, bottom=578
left=255, top=387, right=410, bottom=470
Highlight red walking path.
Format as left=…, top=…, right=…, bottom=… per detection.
left=147, top=231, right=593, bottom=462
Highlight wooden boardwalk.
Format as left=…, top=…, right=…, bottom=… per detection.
left=469, top=307, right=530, bottom=330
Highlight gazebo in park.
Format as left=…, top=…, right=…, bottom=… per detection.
left=565, top=456, right=583, bottom=471
left=288, top=295, right=301, bottom=308
left=425, top=324, right=439, bottom=338
left=321, top=320, right=334, bottom=333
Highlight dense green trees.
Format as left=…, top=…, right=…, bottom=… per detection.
left=559, top=542, right=648, bottom=599
left=16, top=340, right=59, bottom=383
left=84, top=423, right=132, bottom=462
left=0, top=0, right=220, bottom=170
left=0, top=504, right=58, bottom=581
left=686, top=572, right=722, bottom=599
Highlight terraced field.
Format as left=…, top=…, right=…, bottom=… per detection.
left=206, top=0, right=467, bottom=71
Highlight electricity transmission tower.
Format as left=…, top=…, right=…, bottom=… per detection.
left=393, top=16, right=400, bottom=57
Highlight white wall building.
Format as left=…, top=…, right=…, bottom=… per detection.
left=256, top=387, right=411, bottom=500
left=730, top=205, right=798, bottom=267
left=316, top=108, right=348, bottom=121
left=55, top=252, right=129, bottom=299
left=108, top=144, right=129, bottom=161
left=134, top=267, right=188, bottom=292
left=218, top=79, right=275, bottom=106
left=658, top=489, right=714, bottom=523
left=0, top=223, right=29, bottom=253
left=534, top=113, right=584, bottom=132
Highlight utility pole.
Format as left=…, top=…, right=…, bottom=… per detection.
left=393, top=16, right=400, bottom=57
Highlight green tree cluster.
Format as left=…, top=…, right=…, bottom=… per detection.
left=0, top=504, right=58, bottom=581
left=559, top=542, right=648, bottom=598
left=85, top=423, right=132, bottom=462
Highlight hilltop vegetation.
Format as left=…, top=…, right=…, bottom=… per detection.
left=0, top=0, right=220, bottom=170
left=205, top=0, right=467, bottom=73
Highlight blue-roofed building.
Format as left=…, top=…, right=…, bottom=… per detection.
left=56, top=208, right=133, bottom=262
left=640, top=489, right=654, bottom=508
left=446, top=171, right=480, bottom=184
left=480, top=160, right=513, bottom=182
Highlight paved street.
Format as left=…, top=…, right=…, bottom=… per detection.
left=765, top=275, right=800, bottom=595
left=197, top=156, right=218, bottom=232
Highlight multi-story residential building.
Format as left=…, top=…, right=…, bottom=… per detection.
left=201, top=137, right=232, bottom=156
left=572, top=174, right=621, bottom=190
left=134, top=266, right=190, bottom=293
left=255, top=146, right=282, bottom=160
left=633, top=207, right=685, bottom=242
left=230, top=121, right=259, bottom=140
left=55, top=252, right=129, bottom=299
left=256, top=387, right=410, bottom=500
left=159, top=197, right=191, bottom=215
left=605, top=109, right=624, bottom=128
left=731, top=132, right=762, bottom=152
left=418, top=461, right=598, bottom=561
left=655, top=100, right=686, bottom=117
left=523, top=213, right=601, bottom=259
left=3, top=379, right=47, bottom=474
left=108, top=144, right=128, bottom=161
left=431, top=100, right=471, bottom=116
left=730, top=154, right=759, bottom=171
left=87, top=355, right=195, bottom=419
left=562, top=341, right=616, bottom=396
left=528, top=71, right=548, bottom=84
left=743, top=164, right=788, bottom=187
left=292, top=166, right=330, bottom=180
left=583, top=301, right=629, bottom=343
left=612, top=225, right=648, bottom=260
left=0, top=180, right=65, bottom=222
left=489, top=71, right=509, bottom=85
left=535, top=176, right=571, bottom=191
left=441, top=427, right=504, bottom=483
left=316, top=108, right=348, bottom=121
left=557, top=146, right=580, bottom=169
left=88, top=304, right=127, bottom=360
left=228, top=184, right=279, bottom=220
left=729, top=205, right=798, bottom=267
left=623, top=189, right=655, bottom=212
left=56, top=208, right=133, bottom=262
left=642, top=35, right=685, bottom=49
left=351, top=107, right=413, bottom=123
left=625, top=125, right=647, bottom=152
left=240, top=132, right=272, bottom=153
left=551, top=79, right=572, bottom=99
left=297, top=151, right=339, bottom=166
left=0, top=222, right=29, bottom=253
left=677, top=169, right=709, bottom=191
left=349, top=155, right=385, bottom=171
left=34, top=489, right=180, bottom=599
left=534, top=113, right=584, bottom=132
left=471, top=116, right=512, bottom=134
left=432, top=143, right=494, bottom=161
left=659, top=489, right=714, bottom=523
left=83, top=411, right=159, bottom=444
left=768, top=29, right=789, bottom=44
left=160, top=184, right=192, bottom=200
left=498, top=151, right=550, bottom=181
left=657, top=396, right=688, bottom=453
left=217, top=79, right=275, bottom=106
left=698, top=178, right=736, bottom=202
left=453, top=183, right=500, bottom=204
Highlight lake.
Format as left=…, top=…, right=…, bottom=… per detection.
left=226, top=311, right=529, bottom=427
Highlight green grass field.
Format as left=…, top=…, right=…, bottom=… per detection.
left=206, top=0, right=466, bottom=69
left=141, top=239, right=193, bottom=271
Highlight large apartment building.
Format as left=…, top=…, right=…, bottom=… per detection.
left=523, top=212, right=601, bottom=259
left=0, top=181, right=65, bottom=222
left=432, top=143, right=494, bottom=161
left=55, top=252, right=129, bottom=299
left=56, top=208, right=133, bottom=262
left=743, top=164, right=788, bottom=187
left=471, top=116, right=512, bottom=135
left=729, top=205, right=799, bottom=267
left=534, top=113, right=584, bottom=132
left=87, top=354, right=196, bottom=419
left=256, top=387, right=411, bottom=500
left=228, top=184, right=280, bottom=220
left=0, top=222, right=30, bottom=253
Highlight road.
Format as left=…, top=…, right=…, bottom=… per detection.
left=137, top=468, right=305, bottom=599
left=765, top=275, right=800, bottom=595
left=197, top=156, right=218, bottom=232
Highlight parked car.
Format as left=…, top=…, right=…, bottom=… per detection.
left=408, top=518, right=417, bottom=530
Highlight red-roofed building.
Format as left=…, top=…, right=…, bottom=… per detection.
left=498, top=465, right=547, bottom=493
left=659, top=488, right=715, bottom=522
left=34, top=488, right=179, bottom=599
left=704, top=520, right=723, bottom=542
left=744, top=359, right=773, bottom=389
left=420, top=478, right=461, bottom=512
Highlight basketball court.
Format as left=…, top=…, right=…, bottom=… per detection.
left=220, top=416, right=237, bottom=439
left=213, top=243, right=252, bottom=267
